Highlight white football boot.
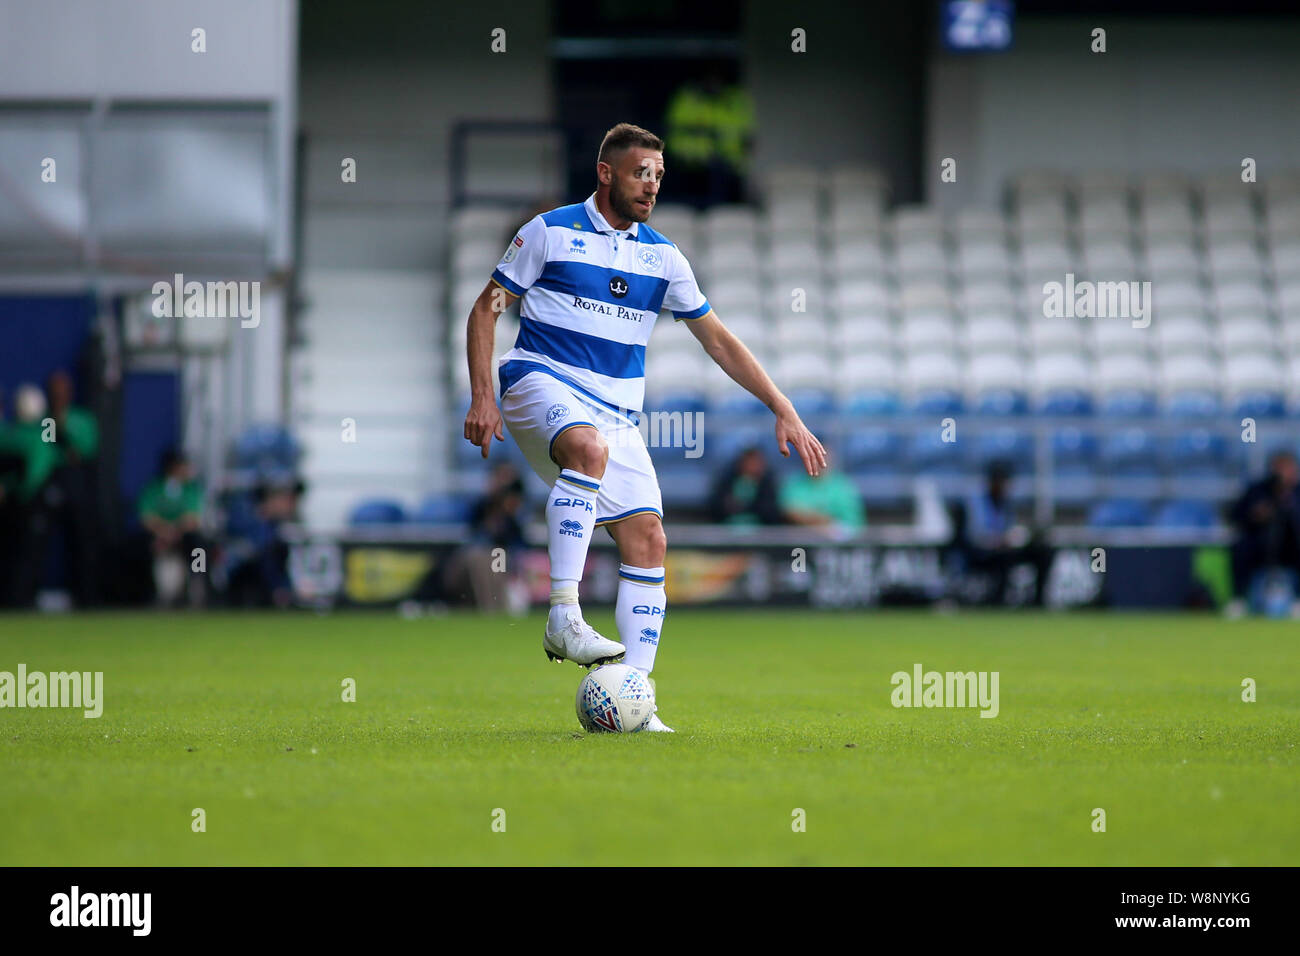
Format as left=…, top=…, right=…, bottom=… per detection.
left=643, top=678, right=674, bottom=732
left=643, top=710, right=674, bottom=733
left=544, top=606, right=625, bottom=666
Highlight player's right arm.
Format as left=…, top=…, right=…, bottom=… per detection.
left=464, top=281, right=518, bottom=458
left=463, top=216, right=547, bottom=458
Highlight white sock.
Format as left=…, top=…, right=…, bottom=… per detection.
left=616, top=564, right=666, bottom=674
left=546, top=469, right=601, bottom=607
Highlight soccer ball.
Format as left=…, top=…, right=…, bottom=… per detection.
left=576, top=664, right=655, bottom=733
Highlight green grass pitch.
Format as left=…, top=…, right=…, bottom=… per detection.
left=2, top=609, right=1297, bottom=866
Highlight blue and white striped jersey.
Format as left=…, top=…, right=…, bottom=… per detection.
left=490, top=193, right=711, bottom=416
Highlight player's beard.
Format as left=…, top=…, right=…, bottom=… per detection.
left=610, top=181, right=652, bottom=224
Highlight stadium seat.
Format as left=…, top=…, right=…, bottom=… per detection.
left=234, top=424, right=301, bottom=473
left=974, top=427, right=1034, bottom=470
left=843, top=428, right=904, bottom=474
left=1153, top=499, right=1217, bottom=529
left=1100, top=427, right=1159, bottom=471
left=1087, top=498, right=1151, bottom=528
left=349, top=498, right=407, bottom=525
left=908, top=428, right=966, bottom=475
left=414, top=493, right=473, bottom=524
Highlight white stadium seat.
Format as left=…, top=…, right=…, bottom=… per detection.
left=964, top=314, right=1023, bottom=353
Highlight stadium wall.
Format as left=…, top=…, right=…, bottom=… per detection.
left=926, top=16, right=1300, bottom=209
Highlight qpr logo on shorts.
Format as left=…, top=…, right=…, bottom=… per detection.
left=637, top=247, right=662, bottom=272
left=546, top=403, right=569, bottom=426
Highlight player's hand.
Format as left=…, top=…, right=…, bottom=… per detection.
left=775, top=406, right=828, bottom=476
left=464, top=398, right=504, bottom=459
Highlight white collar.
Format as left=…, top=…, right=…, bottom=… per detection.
left=585, top=193, right=639, bottom=237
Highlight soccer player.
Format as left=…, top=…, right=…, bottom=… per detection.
left=463, top=123, right=826, bottom=731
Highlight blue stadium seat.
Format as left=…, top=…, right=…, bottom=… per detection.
left=1087, top=498, right=1151, bottom=527
left=844, top=428, right=903, bottom=474
left=657, top=463, right=712, bottom=509
left=349, top=499, right=407, bottom=525
left=1100, top=427, right=1159, bottom=474
left=1234, top=392, right=1286, bottom=419
left=1051, top=427, right=1098, bottom=467
left=908, top=429, right=967, bottom=474
left=712, top=392, right=768, bottom=415
left=233, top=423, right=300, bottom=474
left=786, top=388, right=836, bottom=416
left=1153, top=499, right=1217, bottom=529
left=973, top=388, right=1029, bottom=416
left=1166, top=430, right=1227, bottom=470
left=1100, top=390, right=1158, bottom=417
left=707, top=425, right=767, bottom=467
left=1039, top=389, right=1094, bottom=416
left=1166, top=390, right=1221, bottom=418
left=910, top=389, right=965, bottom=417
left=974, top=427, right=1034, bottom=470
left=1049, top=427, right=1099, bottom=505
left=842, top=389, right=902, bottom=415
left=414, top=493, right=473, bottom=524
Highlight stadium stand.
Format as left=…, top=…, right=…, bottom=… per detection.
left=420, top=164, right=1300, bottom=530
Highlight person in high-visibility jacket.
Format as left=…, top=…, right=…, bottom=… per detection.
left=665, top=76, right=754, bottom=206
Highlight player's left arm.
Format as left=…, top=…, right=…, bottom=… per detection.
left=685, top=311, right=827, bottom=477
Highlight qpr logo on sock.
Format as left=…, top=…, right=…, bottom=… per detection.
left=608, top=275, right=629, bottom=299
left=552, top=496, right=593, bottom=513
left=546, top=403, right=569, bottom=426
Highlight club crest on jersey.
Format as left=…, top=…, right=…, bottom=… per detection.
left=639, top=627, right=660, bottom=645
left=558, top=518, right=585, bottom=537
left=637, top=246, right=662, bottom=272
left=608, top=275, right=629, bottom=299
left=546, top=403, right=569, bottom=426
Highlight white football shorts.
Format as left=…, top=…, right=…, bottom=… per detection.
left=500, top=370, right=664, bottom=527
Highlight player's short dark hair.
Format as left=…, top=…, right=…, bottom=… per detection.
left=598, top=123, right=664, bottom=166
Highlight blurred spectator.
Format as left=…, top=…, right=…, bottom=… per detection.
left=137, top=449, right=206, bottom=606
left=779, top=450, right=864, bottom=536
left=469, top=463, right=527, bottom=550
left=708, top=446, right=784, bottom=526
left=958, top=460, right=1052, bottom=606
left=665, top=67, right=754, bottom=207
left=225, top=475, right=304, bottom=607
left=0, top=384, right=61, bottom=606
left=44, top=369, right=101, bottom=605
left=1227, top=450, right=1300, bottom=617
left=444, top=463, right=529, bottom=613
